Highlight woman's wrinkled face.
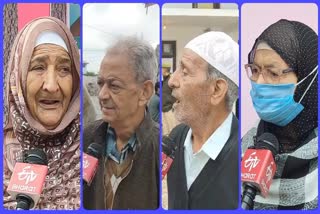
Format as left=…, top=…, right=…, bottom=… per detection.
left=26, top=44, right=73, bottom=129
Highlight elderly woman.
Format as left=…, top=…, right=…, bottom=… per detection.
left=3, top=17, right=80, bottom=209
left=242, top=19, right=318, bottom=210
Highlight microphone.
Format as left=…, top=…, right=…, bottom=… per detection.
left=83, top=143, right=102, bottom=186
left=7, top=149, right=48, bottom=210
left=162, top=136, right=177, bottom=180
left=241, top=133, right=279, bottom=210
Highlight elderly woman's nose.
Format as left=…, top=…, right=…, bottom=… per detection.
left=43, top=67, right=59, bottom=92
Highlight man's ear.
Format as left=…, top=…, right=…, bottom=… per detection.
left=210, top=78, right=228, bottom=106
left=138, top=80, right=154, bottom=106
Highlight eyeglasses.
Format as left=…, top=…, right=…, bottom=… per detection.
left=244, top=64, right=293, bottom=84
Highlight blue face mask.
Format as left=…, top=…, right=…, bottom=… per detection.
left=250, top=66, right=318, bottom=126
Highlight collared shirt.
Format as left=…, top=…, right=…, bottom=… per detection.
left=105, top=127, right=137, bottom=164
left=184, top=112, right=233, bottom=190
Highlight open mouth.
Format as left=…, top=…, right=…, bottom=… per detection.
left=39, top=100, right=60, bottom=105
left=39, top=99, right=61, bottom=109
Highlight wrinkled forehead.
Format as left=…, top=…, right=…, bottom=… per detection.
left=31, top=43, right=70, bottom=57
left=99, top=53, right=136, bottom=80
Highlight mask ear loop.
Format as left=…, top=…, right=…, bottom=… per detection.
left=298, top=65, right=318, bottom=103
left=296, top=65, right=318, bottom=86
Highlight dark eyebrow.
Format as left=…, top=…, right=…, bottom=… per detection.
left=55, top=56, right=71, bottom=64
left=264, top=64, right=275, bottom=68
left=252, top=63, right=275, bottom=69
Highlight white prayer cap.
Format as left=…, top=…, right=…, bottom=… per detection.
left=35, top=31, right=68, bottom=52
left=185, top=31, right=239, bottom=86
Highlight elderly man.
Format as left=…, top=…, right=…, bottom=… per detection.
left=83, top=37, right=159, bottom=210
left=166, top=32, right=239, bottom=209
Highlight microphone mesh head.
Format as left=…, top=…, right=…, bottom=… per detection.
left=255, top=133, right=280, bottom=157
left=87, top=143, right=103, bottom=159
left=24, top=149, right=48, bottom=165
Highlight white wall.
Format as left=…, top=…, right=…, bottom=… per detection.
left=163, top=3, right=238, bottom=9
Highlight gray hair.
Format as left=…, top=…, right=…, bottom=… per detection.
left=105, top=36, right=158, bottom=84
left=207, top=64, right=238, bottom=111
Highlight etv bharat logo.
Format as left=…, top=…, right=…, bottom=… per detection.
left=244, top=152, right=260, bottom=172
left=83, top=158, right=89, bottom=169
left=266, top=161, right=274, bottom=182
left=162, top=160, right=168, bottom=171
left=17, top=166, right=38, bottom=185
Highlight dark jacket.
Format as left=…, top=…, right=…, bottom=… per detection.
left=162, top=75, right=176, bottom=112
left=83, top=112, right=159, bottom=209
left=167, top=115, right=239, bottom=209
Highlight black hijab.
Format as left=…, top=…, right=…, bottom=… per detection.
left=248, top=19, right=318, bottom=152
